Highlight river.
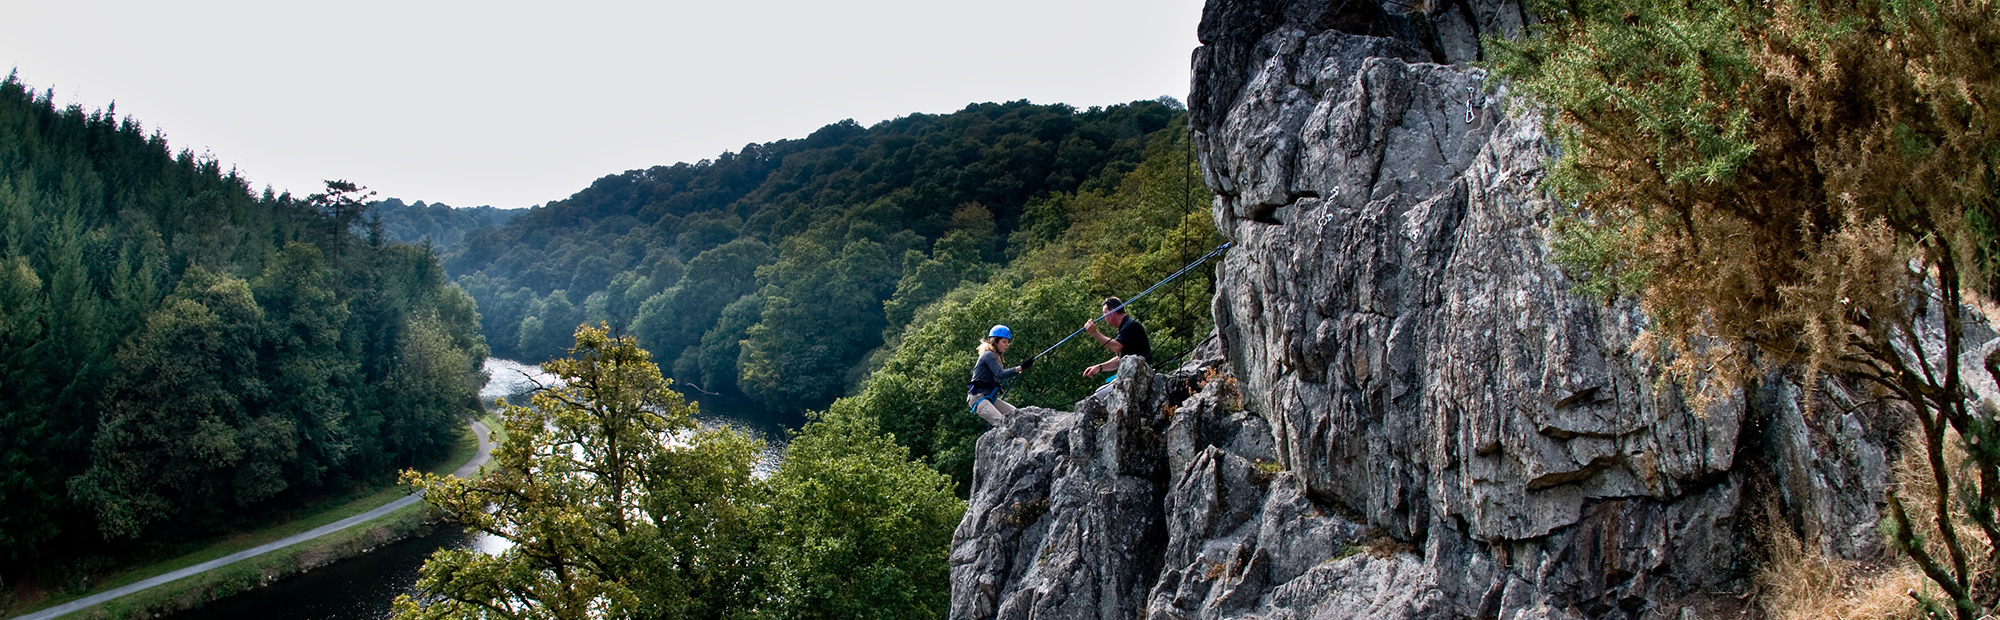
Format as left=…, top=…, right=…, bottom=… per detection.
left=165, top=358, right=800, bottom=620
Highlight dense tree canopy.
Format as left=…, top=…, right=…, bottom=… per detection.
left=755, top=409, right=961, bottom=619
left=398, top=326, right=960, bottom=620
left=397, top=325, right=762, bottom=620
left=444, top=99, right=1185, bottom=413
left=838, top=126, right=1221, bottom=490
left=0, top=74, right=488, bottom=569
left=371, top=198, right=523, bottom=247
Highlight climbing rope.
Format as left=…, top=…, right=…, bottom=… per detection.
left=1150, top=332, right=1219, bottom=372
left=1173, top=136, right=1206, bottom=375
left=1026, top=241, right=1233, bottom=365
left=978, top=241, right=1232, bottom=411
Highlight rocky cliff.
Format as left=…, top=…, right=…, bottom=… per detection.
left=948, top=1, right=1962, bottom=618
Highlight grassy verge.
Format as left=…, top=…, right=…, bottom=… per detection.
left=479, top=412, right=508, bottom=474
left=4, top=421, right=481, bottom=618
left=79, top=501, right=431, bottom=620
left=433, top=418, right=484, bottom=476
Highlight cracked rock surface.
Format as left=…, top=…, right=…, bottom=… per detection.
left=946, top=1, right=1961, bottom=618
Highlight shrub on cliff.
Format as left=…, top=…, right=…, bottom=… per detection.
left=757, top=408, right=962, bottom=620
left=1492, top=0, right=1999, bottom=616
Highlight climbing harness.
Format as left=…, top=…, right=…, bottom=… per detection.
left=1032, top=241, right=1232, bottom=364
left=969, top=388, right=1001, bottom=414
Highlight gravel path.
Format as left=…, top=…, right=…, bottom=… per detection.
left=9, top=420, right=495, bottom=620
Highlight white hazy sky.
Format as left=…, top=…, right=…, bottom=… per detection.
left=1, top=0, right=1206, bottom=209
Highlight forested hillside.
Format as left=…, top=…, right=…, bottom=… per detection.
left=371, top=198, right=522, bottom=247
left=0, top=75, right=489, bottom=568
left=387, top=109, right=1220, bottom=620
left=443, top=99, right=1186, bottom=412
left=837, top=125, right=1221, bottom=489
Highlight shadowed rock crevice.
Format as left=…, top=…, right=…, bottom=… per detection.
left=947, top=1, right=1960, bottom=618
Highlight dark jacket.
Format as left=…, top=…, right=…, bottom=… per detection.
left=968, top=350, right=1018, bottom=396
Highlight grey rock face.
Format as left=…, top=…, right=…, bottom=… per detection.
left=951, top=355, right=1173, bottom=620
left=950, top=337, right=1897, bottom=619
left=949, top=1, right=1927, bottom=618
left=1188, top=0, right=1895, bottom=616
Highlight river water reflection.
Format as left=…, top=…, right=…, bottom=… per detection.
left=165, top=527, right=507, bottom=620
left=166, top=358, right=800, bottom=620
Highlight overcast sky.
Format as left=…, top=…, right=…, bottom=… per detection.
left=2, top=0, right=1206, bottom=209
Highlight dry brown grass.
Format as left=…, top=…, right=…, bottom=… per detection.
left=1762, top=427, right=1995, bottom=620
left=1760, top=512, right=1926, bottom=620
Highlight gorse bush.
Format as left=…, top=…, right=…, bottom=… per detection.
left=1492, top=0, right=2000, bottom=616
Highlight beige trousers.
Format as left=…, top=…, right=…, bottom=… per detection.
left=968, top=392, right=1016, bottom=426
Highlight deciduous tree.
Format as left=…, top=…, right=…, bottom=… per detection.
left=395, top=325, right=761, bottom=620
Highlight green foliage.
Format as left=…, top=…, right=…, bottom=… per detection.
left=0, top=75, right=487, bottom=567
left=1491, top=0, right=2000, bottom=615
left=1489, top=0, right=1760, bottom=193
left=514, top=290, right=581, bottom=361
left=838, top=126, right=1220, bottom=490
left=630, top=238, right=771, bottom=368
left=757, top=408, right=963, bottom=620
left=251, top=243, right=355, bottom=486
left=370, top=198, right=523, bottom=247
left=1546, top=214, right=1650, bottom=302
left=443, top=100, right=1184, bottom=413
left=68, top=269, right=269, bottom=539
left=883, top=207, right=998, bottom=331
left=738, top=235, right=900, bottom=411
left=399, top=326, right=960, bottom=620
left=690, top=293, right=762, bottom=395
left=398, top=325, right=763, bottom=620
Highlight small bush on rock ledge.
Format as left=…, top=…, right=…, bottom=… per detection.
left=1493, top=0, right=2000, bottom=616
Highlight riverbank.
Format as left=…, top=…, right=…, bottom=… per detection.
left=3, top=415, right=498, bottom=620
left=78, top=502, right=435, bottom=620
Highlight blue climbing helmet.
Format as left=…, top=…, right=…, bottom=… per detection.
left=988, top=324, right=1012, bottom=340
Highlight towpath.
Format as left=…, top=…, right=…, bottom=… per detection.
left=8, top=420, right=495, bottom=620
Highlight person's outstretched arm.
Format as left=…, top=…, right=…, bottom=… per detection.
left=1084, top=319, right=1124, bottom=354
left=1083, top=355, right=1120, bottom=378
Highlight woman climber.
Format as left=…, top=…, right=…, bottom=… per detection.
left=968, top=324, right=1033, bottom=426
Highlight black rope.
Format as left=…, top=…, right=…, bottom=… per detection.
left=1150, top=332, right=1219, bottom=372
left=1180, top=132, right=1192, bottom=342
left=1027, top=241, right=1233, bottom=364
left=999, top=237, right=1231, bottom=407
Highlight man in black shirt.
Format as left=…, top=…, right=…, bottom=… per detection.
left=1082, top=297, right=1151, bottom=378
